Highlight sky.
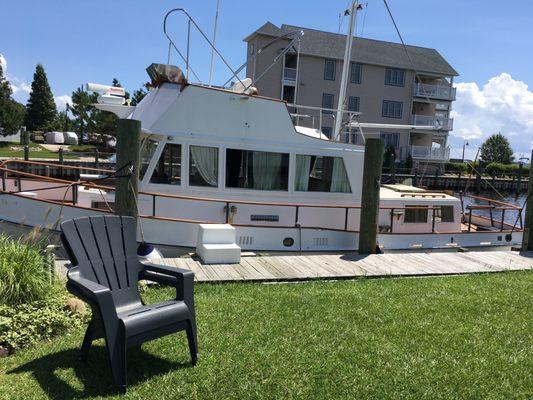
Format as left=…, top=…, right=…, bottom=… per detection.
left=1, top=0, right=532, bottom=159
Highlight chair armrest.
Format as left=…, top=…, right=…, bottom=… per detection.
left=140, top=261, right=194, bottom=303
left=67, top=267, right=117, bottom=319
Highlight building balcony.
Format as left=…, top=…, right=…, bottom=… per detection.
left=413, top=83, right=456, bottom=101
left=283, top=67, right=297, bottom=85
left=411, top=114, right=454, bottom=131
left=410, top=145, right=450, bottom=161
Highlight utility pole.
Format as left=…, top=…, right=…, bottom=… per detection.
left=333, top=1, right=362, bottom=141
left=358, top=138, right=384, bottom=254
left=522, top=151, right=533, bottom=251
left=114, top=119, right=141, bottom=218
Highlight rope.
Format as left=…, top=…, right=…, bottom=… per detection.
left=127, top=178, right=146, bottom=243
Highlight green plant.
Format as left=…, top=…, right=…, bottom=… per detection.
left=0, top=295, right=89, bottom=351
left=0, top=235, right=57, bottom=306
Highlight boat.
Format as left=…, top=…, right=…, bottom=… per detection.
left=0, top=7, right=524, bottom=254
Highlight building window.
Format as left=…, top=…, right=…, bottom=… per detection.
left=385, top=68, right=405, bottom=86
left=324, top=59, right=336, bottom=81
left=382, top=100, right=403, bottom=118
left=321, top=127, right=332, bottom=138
left=226, top=149, right=289, bottom=190
left=295, top=155, right=351, bottom=193
left=150, top=143, right=181, bottom=185
left=404, top=205, right=428, bottom=223
left=380, top=132, right=400, bottom=149
left=348, top=96, right=360, bottom=112
left=350, top=62, right=362, bottom=84
left=139, top=139, right=158, bottom=180
left=189, top=145, right=218, bottom=187
left=435, top=103, right=450, bottom=111
left=322, top=93, right=335, bottom=114
left=435, top=206, right=455, bottom=223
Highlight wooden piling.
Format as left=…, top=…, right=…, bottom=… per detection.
left=358, top=138, right=384, bottom=254
left=522, top=151, right=533, bottom=251
left=114, top=119, right=141, bottom=218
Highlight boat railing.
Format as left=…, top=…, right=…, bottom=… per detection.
left=163, top=8, right=243, bottom=86
left=287, top=103, right=361, bottom=142
left=0, top=160, right=524, bottom=234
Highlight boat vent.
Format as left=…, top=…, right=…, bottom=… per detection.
left=238, top=236, right=254, bottom=246
left=313, top=237, right=328, bottom=247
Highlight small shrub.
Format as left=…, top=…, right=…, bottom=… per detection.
left=0, top=235, right=58, bottom=306
left=0, top=295, right=89, bottom=351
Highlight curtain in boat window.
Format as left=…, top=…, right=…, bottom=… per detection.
left=139, top=139, right=158, bottom=180
left=225, top=149, right=289, bottom=190
left=331, top=157, right=351, bottom=193
left=252, top=151, right=283, bottom=190
left=294, top=155, right=351, bottom=193
left=295, top=155, right=312, bottom=191
left=189, top=145, right=218, bottom=187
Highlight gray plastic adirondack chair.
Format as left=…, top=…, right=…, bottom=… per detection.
left=60, top=215, right=198, bottom=393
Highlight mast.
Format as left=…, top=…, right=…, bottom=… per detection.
left=208, top=0, right=221, bottom=86
left=333, top=1, right=362, bottom=140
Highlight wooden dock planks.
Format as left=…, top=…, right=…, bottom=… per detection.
left=163, top=250, right=532, bottom=283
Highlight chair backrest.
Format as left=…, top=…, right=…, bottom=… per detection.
left=61, top=216, right=141, bottom=300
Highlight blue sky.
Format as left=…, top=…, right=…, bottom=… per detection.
left=1, top=0, right=532, bottom=156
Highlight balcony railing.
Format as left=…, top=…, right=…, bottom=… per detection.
left=414, top=83, right=456, bottom=101
left=410, top=145, right=450, bottom=161
left=411, top=114, right=454, bottom=131
left=283, top=67, right=297, bottom=81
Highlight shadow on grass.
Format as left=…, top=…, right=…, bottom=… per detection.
left=8, top=344, right=192, bottom=398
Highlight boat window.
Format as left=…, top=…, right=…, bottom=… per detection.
left=435, top=205, right=454, bottom=223
left=225, top=149, right=289, bottom=191
left=189, top=145, right=218, bottom=187
left=139, top=139, right=159, bottom=180
left=295, top=155, right=351, bottom=193
left=150, top=143, right=181, bottom=185
left=404, top=205, right=428, bottom=223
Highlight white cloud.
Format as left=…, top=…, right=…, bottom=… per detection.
left=54, top=94, right=72, bottom=111
left=0, top=53, right=6, bottom=73
left=9, top=76, right=31, bottom=96
left=451, top=73, right=533, bottom=154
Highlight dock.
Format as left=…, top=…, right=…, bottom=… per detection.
left=146, top=250, right=532, bottom=283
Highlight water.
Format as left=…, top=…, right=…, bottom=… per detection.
left=460, top=191, right=526, bottom=227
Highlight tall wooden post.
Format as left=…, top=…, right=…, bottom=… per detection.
left=114, top=119, right=141, bottom=218
left=522, top=151, right=533, bottom=251
left=359, top=138, right=384, bottom=254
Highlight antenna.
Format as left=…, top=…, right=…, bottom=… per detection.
left=333, top=1, right=363, bottom=141
left=208, top=0, right=221, bottom=86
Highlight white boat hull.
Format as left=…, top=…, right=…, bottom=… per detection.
left=0, top=192, right=522, bottom=253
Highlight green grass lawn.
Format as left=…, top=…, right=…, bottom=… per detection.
left=0, top=142, right=78, bottom=160
left=1, top=272, right=531, bottom=399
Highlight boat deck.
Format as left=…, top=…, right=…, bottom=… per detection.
left=150, top=250, right=532, bottom=283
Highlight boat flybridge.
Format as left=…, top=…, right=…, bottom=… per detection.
left=0, top=8, right=523, bottom=253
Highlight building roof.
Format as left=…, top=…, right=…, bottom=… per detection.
left=244, top=22, right=458, bottom=77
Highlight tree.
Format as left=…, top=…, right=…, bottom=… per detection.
left=383, top=144, right=396, bottom=173
left=24, top=64, right=57, bottom=132
left=131, top=86, right=148, bottom=106
left=0, top=63, right=25, bottom=136
left=70, top=86, right=96, bottom=141
left=480, top=133, right=514, bottom=164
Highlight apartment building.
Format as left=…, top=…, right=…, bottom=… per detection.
left=244, top=22, right=458, bottom=167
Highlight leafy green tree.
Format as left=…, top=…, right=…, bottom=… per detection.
left=0, top=63, right=26, bottom=136
left=70, top=86, right=97, bottom=140
left=131, top=86, right=148, bottom=106
left=480, top=133, right=514, bottom=164
left=56, top=109, right=74, bottom=132
left=24, top=64, right=58, bottom=132
left=383, top=144, right=396, bottom=172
